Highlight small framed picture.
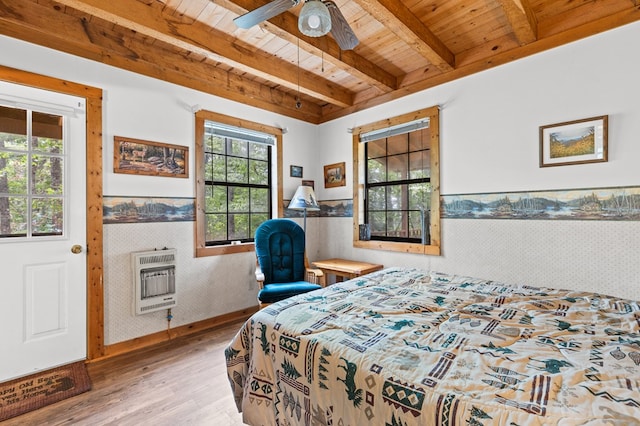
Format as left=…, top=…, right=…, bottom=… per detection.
left=290, top=165, right=303, bottom=178
left=302, top=180, right=315, bottom=189
left=539, top=115, right=608, bottom=167
left=324, top=162, right=346, bottom=188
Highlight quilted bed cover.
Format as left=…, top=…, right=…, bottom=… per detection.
left=225, top=267, right=640, bottom=425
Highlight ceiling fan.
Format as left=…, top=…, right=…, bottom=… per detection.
left=234, top=0, right=359, bottom=50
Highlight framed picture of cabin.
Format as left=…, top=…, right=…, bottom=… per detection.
left=324, top=162, right=346, bottom=188
left=539, top=115, right=608, bottom=167
left=114, top=136, right=189, bottom=178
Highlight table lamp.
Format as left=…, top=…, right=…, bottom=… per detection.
left=288, top=185, right=320, bottom=233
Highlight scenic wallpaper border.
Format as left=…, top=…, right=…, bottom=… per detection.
left=441, top=185, right=640, bottom=221
left=284, top=199, right=353, bottom=218
left=104, top=197, right=352, bottom=224
left=103, top=196, right=195, bottom=224
left=104, top=187, right=640, bottom=224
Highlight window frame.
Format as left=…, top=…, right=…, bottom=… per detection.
left=352, top=106, right=441, bottom=255
left=195, top=110, right=283, bottom=257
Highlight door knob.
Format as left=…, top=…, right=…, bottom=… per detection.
left=71, top=244, right=83, bottom=254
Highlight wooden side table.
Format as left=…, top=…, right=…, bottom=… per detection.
left=311, top=258, right=383, bottom=286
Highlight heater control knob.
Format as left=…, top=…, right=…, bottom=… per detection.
left=71, top=244, right=83, bottom=254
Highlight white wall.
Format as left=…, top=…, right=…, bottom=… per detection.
left=0, top=35, right=319, bottom=344
left=313, top=21, right=640, bottom=301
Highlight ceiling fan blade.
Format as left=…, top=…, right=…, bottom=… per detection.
left=234, top=0, right=300, bottom=29
left=325, top=1, right=359, bottom=50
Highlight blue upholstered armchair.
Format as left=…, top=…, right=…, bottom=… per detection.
left=254, top=219, right=323, bottom=307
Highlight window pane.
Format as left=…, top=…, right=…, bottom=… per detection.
left=249, top=143, right=268, bottom=160
left=0, top=152, right=28, bottom=194
left=227, top=157, right=248, bottom=183
left=369, top=211, right=386, bottom=237
left=387, top=134, right=407, bottom=155
left=206, top=135, right=224, bottom=153
left=32, top=154, right=63, bottom=195
left=249, top=159, right=268, bottom=185
left=32, top=112, right=63, bottom=153
left=0, top=106, right=27, bottom=150
left=387, top=154, right=408, bottom=181
left=409, top=183, right=431, bottom=210
left=206, top=185, right=227, bottom=213
left=367, top=138, right=386, bottom=159
left=205, top=213, right=226, bottom=241
left=32, top=197, right=63, bottom=236
left=0, top=196, right=27, bottom=236
left=250, top=213, right=268, bottom=237
left=409, top=210, right=423, bottom=239
left=367, top=158, right=385, bottom=183
left=251, top=188, right=269, bottom=212
left=409, top=151, right=430, bottom=179
left=228, top=187, right=249, bottom=212
left=229, top=213, right=249, bottom=240
left=207, top=154, right=226, bottom=182
left=229, top=140, right=248, bottom=157
left=386, top=211, right=404, bottom=237
left=368, top=186, right=386, bottom=210
left=386, top=184, right=406, bottom=210
left=409, top=128, right=429, bottom=151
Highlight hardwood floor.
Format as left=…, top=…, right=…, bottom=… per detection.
left=3, top=320, right=247, bottom=425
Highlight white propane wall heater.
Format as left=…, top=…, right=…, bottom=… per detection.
left=132, top=248, right=177, bottom=315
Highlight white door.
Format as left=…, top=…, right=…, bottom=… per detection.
left=0, top=82, right=87, bottom=381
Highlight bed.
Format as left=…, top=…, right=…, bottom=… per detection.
left=225, top=267, right=640, bottom=425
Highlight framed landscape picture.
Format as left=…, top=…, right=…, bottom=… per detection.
left=324, top=162, right=346, bottom=188
left=539, top=115, right=608, bottom=167
left=114, top=136, right=188, bottom=178
left=290, top=165, right=303, bottom=178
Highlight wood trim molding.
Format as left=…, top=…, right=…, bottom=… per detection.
left=96, top=306, right=258, bottom=362
left=0, top=65, right=105, bottom=360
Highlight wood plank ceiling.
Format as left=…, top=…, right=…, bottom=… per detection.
left=0, top=0, right=638, bottom=124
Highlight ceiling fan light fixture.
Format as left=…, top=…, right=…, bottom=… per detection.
left=298, top=0, right=331, bottom=37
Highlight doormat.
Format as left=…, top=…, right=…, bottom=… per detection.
left=0, top=361, right=91, bottom=421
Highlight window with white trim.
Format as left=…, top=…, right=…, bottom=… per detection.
left=0, top=105, right=65, bottom=238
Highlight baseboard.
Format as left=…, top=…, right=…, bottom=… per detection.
left=91, top=305, right=259, bottom=362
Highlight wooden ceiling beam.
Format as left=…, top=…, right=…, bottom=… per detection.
left=220, top=0, right=398, bottom=92
left=0, top=0, right=323, bottom=122
left=495, top=0, right=537, bottom=45
left=52, top=0, right=352, bottom=108
left=353, top=0, right=455, bottom=72
left=322, top=5, right=640, bottom=123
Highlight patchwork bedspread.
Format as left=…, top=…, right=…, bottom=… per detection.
left=225, top=267, right=640, bottom=425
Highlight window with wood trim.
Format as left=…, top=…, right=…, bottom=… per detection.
left=353, top=106, right=440, bottom=255
left=195, top=110, right=283, bottom=257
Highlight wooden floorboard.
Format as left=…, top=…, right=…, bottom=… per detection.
left=3, top=320, right=247, bottom=425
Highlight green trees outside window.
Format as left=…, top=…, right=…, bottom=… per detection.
left=0, top=105, right=64, bottom=238
left=201, top=119, right=273, bottom=246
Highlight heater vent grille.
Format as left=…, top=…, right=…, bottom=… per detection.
left=132, top=249, right=177, bottom=315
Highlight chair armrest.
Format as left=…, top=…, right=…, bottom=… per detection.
left=305, top=268, right=325, bottom=286
left=255, top=266, right=265, bottom=288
